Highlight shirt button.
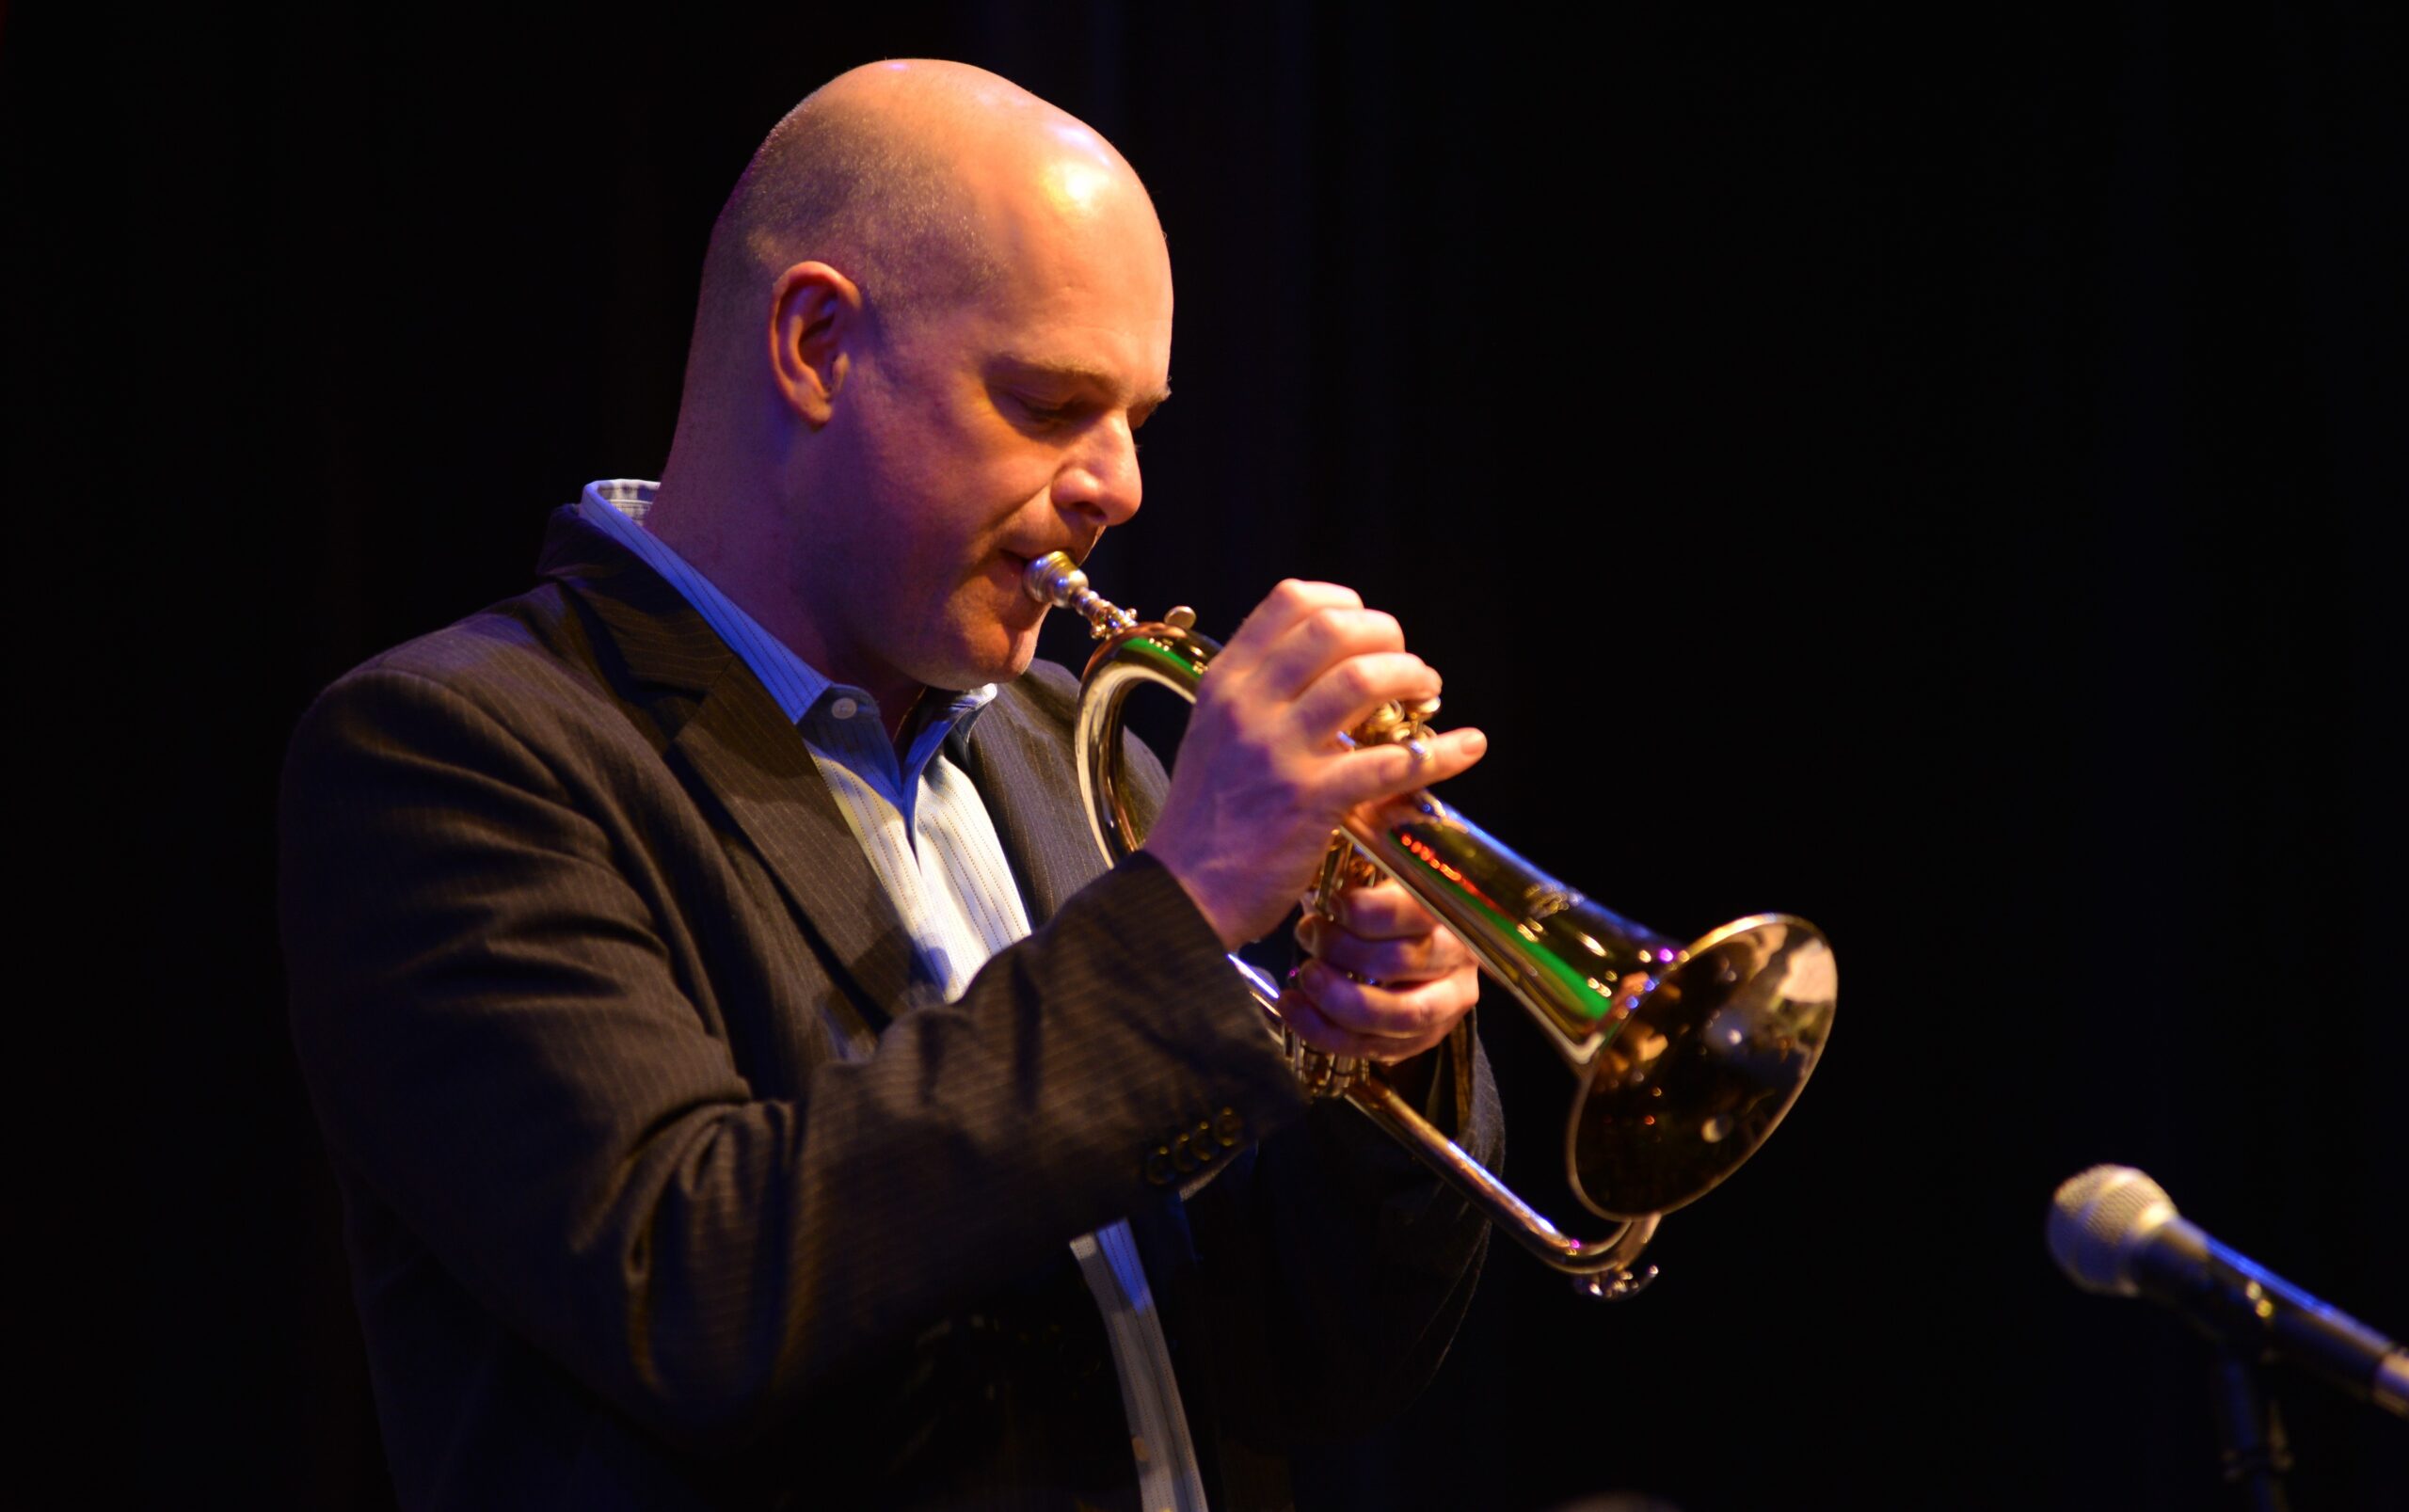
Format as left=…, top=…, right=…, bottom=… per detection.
left=830, top=696, right=859, bottom=720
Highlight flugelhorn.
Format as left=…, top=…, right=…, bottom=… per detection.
left=1026, top=553, right=1837, bottom=1297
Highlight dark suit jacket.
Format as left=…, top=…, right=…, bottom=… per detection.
left=279, top=506, right=1497, bottom=1510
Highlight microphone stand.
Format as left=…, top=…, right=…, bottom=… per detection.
left=2188, top=1234, right=2305, bottom=1512
left=2207, top=1346, right=2292, bottom=1512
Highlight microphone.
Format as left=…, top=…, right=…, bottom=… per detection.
left=2048, top=1165, right=2409, bottom=1420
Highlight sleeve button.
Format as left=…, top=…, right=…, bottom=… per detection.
left=1213, top=1106, right=1245, bottom=1147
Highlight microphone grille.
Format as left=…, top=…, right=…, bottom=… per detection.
left=2048, top=1164, right=2178, bottom=1296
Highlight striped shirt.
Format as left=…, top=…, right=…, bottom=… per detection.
left=581, top=481, right=1209, bottom=1512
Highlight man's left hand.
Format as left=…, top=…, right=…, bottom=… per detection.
left=1279, top=879, right=1478, bottom=1063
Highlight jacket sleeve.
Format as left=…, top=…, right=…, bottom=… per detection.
left=279, top=661, right=1309, bottom=1455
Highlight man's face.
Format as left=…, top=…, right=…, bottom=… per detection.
left=802, top=162, right=1174, bottom=703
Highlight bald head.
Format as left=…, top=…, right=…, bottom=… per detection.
left=688, top=60, right=1152, bottom=363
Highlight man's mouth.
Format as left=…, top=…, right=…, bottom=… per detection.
left=1000, top=537, right=1101, bottom=599
left=1005, top=538, right=1094, bottom=569
left=997, top=550, right=1067, bottom=618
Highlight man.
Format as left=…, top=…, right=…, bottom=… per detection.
left=281, top=59, right=1498, bottom=1510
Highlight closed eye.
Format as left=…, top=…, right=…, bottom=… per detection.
left=999, top=390, right=1072, bottom=427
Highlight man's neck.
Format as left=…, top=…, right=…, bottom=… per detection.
left=881, top=685, right=929, bottom=748
left=645, top=475, right=932, bottom=751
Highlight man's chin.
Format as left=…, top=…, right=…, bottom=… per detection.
left=994, top=630, right=1042, bottom=684
left=929, top=626, right=1040, bottom=692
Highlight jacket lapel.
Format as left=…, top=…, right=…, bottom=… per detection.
left=537, top=505, right=933, bottom=1034
left=956, top=673, right=1114, bottom=924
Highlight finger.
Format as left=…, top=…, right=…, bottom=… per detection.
left=1286, top=649, right=1443, bottom=745
left=1275, top=986, right=1441, bottom=1063
left=1213, top=581, right=1364, bottom=673
left=1295, top=958, right=1477, bottom=1043
left=1247, top=606, right=1412, bottom=708
left=1316, top=726, right=1488, bottom=811
left=1320, top=880, right=1454, bottom=942
left=1281, top=967, right=1464, bottom=1064
left=1296, top=910, right=1472, bottom=982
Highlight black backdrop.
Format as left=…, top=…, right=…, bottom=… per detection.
left=12, top=2, right=2405, bottom=1507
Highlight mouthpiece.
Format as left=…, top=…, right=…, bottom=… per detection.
left=1023, top=550, right=1085, bottom=605
left=1024, top=551, right=1136, bottom=636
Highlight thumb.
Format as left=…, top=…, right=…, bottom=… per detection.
left=1324, top=726, right=1488, bottom=811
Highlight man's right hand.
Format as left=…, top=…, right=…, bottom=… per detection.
left=1140, top=580, right=1487, bottom=951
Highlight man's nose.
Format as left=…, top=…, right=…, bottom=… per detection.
left=1055, top=415, right=1143, bottom=527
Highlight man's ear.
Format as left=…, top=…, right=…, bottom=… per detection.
left=767, top=262, right=863, bottom=426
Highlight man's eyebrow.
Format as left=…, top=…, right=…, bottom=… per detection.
left=994, top=356, right=1173, bottom=411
